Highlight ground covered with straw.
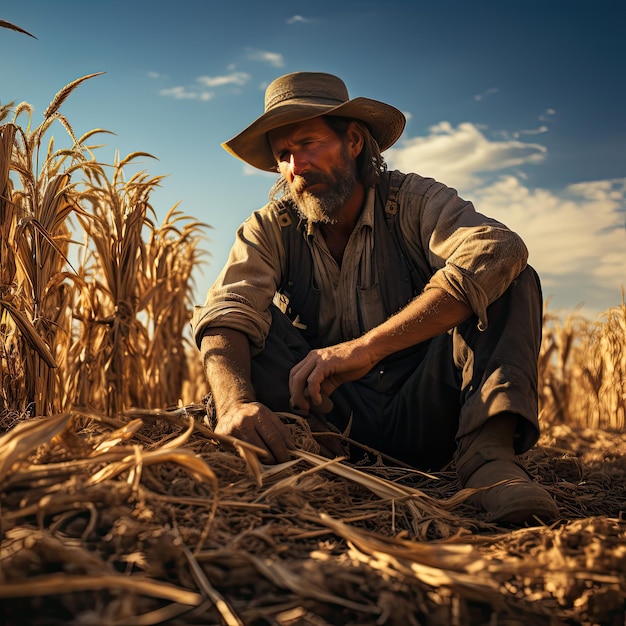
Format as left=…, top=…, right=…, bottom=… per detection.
left=1, top=404, right=625, bottom=626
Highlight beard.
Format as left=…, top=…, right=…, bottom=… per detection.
left=289, top=149, right=358, bottom=224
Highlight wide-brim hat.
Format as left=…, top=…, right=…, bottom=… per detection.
left=222, top=72, right=406, bottom=172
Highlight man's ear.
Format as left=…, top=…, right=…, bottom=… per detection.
left=346, top=122, right=364, bottom=158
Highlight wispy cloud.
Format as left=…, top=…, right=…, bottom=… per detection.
left=246, top=49, right=285, bottom=67
left=512, top=125, right=549, bottom=138
left=473, top=87, right=499, bottom=102
left=148, top=71, right=161, bottom=79
left=159, top=72, right=250, bottom=101
left=385, top=122, right=625, bottom=315
left=197, top=72, right=250, bottom=88
left=510, top=109, right=555, bottom=137
left=159, top=86, right=212, bottom=100
left=386, top=121, right=546, bottom=190
left=286, top=15, right=310, bottom=24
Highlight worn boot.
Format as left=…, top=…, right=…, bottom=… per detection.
left=455, top=414, right=559, bottom=525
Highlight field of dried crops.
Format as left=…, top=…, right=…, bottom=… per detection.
left=1, top=74, right=625, bottom=626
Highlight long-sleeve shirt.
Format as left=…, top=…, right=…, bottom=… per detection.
left=191, top=172, right=528, bottom=353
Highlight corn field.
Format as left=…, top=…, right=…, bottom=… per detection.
left=540, top=301, right=626, bottom=430
left=0, top=74, right=209, bottom=421
left=1, top=71, right=625, bottom=626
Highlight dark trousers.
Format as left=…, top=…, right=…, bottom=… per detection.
left=251, top=266, right=543, bottom=471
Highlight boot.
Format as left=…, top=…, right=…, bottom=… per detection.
left=455, top=413, right=559, bottom=525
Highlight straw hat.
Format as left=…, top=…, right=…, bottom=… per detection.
left=222, top=72, right=406, bottom=172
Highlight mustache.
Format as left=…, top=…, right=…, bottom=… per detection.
left=291, top=171, right=332, bottom=194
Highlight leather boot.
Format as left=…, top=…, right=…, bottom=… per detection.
left=455, top=414, right=559, bottom=525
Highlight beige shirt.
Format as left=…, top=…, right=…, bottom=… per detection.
left=192, top=172, right=528, bottom=353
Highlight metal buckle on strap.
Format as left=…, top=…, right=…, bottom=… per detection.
left=385, top=199, right=398, bottom=215
left=278, top=210, right=293, bottom=227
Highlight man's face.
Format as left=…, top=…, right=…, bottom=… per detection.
left=268, top=117, right=359, bottom=223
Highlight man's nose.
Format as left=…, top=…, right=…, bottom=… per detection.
left=288, top=151, right=309, bottom=177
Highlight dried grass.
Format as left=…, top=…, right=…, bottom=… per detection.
left=0, top=20, right=37, bottom=39
left=0, top=406, right=625, bottom=625
left=540, top=297, right=626, bottom=429
left=1, top=76, right=209, bottom=417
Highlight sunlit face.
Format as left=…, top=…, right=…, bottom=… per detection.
left=268, top=117, right=359, bottom=223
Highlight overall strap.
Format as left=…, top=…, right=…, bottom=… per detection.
left=384, top=169, right=404, bottom=218
left=377, top=170, right=429, bottom=298
left=275, top=201, right=321, bottom=346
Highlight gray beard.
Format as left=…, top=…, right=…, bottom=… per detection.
left=290, top=157, right=358, bottom=224
left=293, top=177, right=355, bottom=224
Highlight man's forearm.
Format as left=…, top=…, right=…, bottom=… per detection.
left=287, top=287, right=473, bottom=411
left=200, top=328, right=256, bottom=417
left=200, top=327, right=294, bottom=463
left=363, top=287, right=472, bottom=362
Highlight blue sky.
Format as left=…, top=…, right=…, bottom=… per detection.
left=2, top=0, right=625, bottom=319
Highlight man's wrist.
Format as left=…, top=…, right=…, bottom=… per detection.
left=215, top=393, right=257, bottom=418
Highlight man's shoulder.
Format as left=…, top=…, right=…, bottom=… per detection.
left=391, top=170, right=439, bottom=190
left=250, top=197, right=296, bottom=218
left=246, top=198, right=295, bottom=224
left=242, top=199, right=305, bottom=245
left=380, top=170, right=444, bottom=201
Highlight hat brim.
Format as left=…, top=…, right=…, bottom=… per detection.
left=222, top=97, right=406, bottom=172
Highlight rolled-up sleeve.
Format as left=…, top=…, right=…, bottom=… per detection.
left=397, top=174, right=528, bottom=329
left=191, top=206, right=284, bottom=353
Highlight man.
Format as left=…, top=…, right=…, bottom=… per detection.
left=192, top=72, right=559, bottom=525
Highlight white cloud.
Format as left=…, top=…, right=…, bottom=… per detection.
left=197, top=72, right=250, bottom=88
left=159, top=72, right=250, bottom=101
left=287, top=15, right=309, bottom=24
left=474, top=87, right=499, bottom=102
left=386, top=121, right=546, bottom=190
left=246, top=50, right=285, bottom=68
left=385, top=122, right=625, bottom=316
left=566, top=179, right=625, bottom=202
left=148, top=71, right=161, bottom=79
left=512, top=125, right=549, bottom=138
left=540, top=108, right=556, bottom=121
left=471, top=176, right=625, bottom=315
left=159, top=86, right=212, bottom=100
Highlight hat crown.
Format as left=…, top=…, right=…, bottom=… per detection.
left=264, top=72, right=349, bottom=112
left=223, top=71, right=406, bottom=171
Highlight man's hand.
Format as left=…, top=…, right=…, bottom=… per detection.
left=214, top=400, right=294, bottom=464
left=201, top=328, right=293, bottom=465
left=289, top=338, right=374, bottom=413
left=288, top=288, right=473, bottom=413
